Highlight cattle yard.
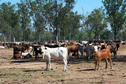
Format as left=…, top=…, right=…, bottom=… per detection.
left=0, top=45, right=126, bottom=84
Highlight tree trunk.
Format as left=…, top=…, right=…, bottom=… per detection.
left=55, top=28, right=59, bottom=42
left=13, top=36, right=15, bottom=42
left=63, top=29, right=65, bottom=40
left=59, top=28, right=60, bottom=40
left=88, top=31, right=91, bottom=40
left=69, top=27, right=71, bottom=40
left=23, top=31, right=25, bottom=41
left=113, top=27, right=117, bottom=40
left=55, top=0, right=58, bottom=43
left=9, top=33, right=11, bottom=42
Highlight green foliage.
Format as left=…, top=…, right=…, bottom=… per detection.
left=102, top=0, right=126, bottom=40
left=17, top=0, right=31, bottom=41
left=100, top=29, right=113, bottom=40
left=83, top=8, right=107, bottom=40
left=1, top=0, right=125, bottom=41
left=0, top=2, right=22, bottom=41
left=73, top=30, right=89, bottom=40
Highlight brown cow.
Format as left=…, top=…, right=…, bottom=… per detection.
left=94, top=45, right=112, bottom=70
left=109, top=42, right=118, bottom=58
left=13, top=44, right=31, bottom=59
left=13, top=45, right=25, bottom=59
left=64, top=42, right=81, bottom=58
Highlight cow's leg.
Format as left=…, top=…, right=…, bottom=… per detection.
left=86, top=53, right=89, bottom=61
left=45, top=59, right=49, bottom=71
left=74, top=51, right=76, bottom=56
left=77, top=50, right=79, bottom=58
left=114, top=51, right=117, bottom=58
left=33, top=50, right=35, bottom=56
left=95, top=61, right=97, bottom=70
left=80, top=50, right=84, bottom=58
left=109, top=57, right=112, bottom=69
left=105, top=58, right=108, bottom=69
left=63, top=58, right=67, bottom=72
left=35, top=52, right=38, bottom=60
left=97, top=59, right=100, bottom=70
left=48, top=55, right=51, bottom=70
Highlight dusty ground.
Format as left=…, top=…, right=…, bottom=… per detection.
left=0, top=45, right=126, bottom=84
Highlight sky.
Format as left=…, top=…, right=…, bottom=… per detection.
left=0, top=0, right=103, bottom=14
left=0, top=0, right=20, bottom=5
left=74, top=0, right=103, bottom=14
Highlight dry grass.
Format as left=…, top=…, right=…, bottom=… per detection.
left=0, top=45, right=126, bottom=84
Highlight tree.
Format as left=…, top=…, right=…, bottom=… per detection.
left=102, top=0, right=126, bottom=40
left=0, top=0, right=82, bottom=42
left=42, top=0, right=76, bottom=41
left=100, top=29, right=113, bottom=40
left=84, top=8, right=107, bottom=40
left=17, top=0, right=31, bottom=41
left=26, top=0, right=47, bottom=41
left=0, top=2, right=21, bottom=41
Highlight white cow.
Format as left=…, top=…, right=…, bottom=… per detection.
left=40, top=46, right=68, bottom=71
left=0, top=46, right=5, bottom=48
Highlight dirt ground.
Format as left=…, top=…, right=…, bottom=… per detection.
left=0, top=45, right=126, bottom=84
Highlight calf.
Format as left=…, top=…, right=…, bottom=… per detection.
left=94, top=46, right=112, bottom=70
left=40, top=46, right=68, bottom=71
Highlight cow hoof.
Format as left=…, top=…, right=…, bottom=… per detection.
left=63, top=70, right=67, bottom=72
left=45, top=68, right=49, bottom=71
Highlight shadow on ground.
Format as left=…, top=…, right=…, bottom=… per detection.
left=77, top=68, right=95, bottom=72
left=10, top=55, right=126, bottom=65
left=23, top=69, right=44, bottom=72
left=10, top=56, right=94, bottom=64
left=112, top=55, right=126, bottom=62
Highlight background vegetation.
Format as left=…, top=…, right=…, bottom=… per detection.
left=0, top=0, right=126, bottom=42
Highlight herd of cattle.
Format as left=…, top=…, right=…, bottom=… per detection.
left=0, top=40, right=124, bottom=71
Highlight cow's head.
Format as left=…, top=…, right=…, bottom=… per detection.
left=40, top=46, right=47, bottom=55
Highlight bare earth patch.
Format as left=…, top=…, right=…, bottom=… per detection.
left=0, top=45, right=126, bottom=84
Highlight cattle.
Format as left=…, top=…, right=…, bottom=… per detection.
left=0, top=42, right=2, bottom=46
left=13, top=45, right=25, bottom=59
left=22, top=52, right=32, bottom=59
left=40, top=46, right=68, bottom=71
left=121, top=41, right=126, bottom=45
left=77, top=43, right=85, bottom=58
left=45, top=44, right=59, bottom=48
left=113, top=40, right=121, bottom=50
left=109, top=43, right=118, bottom=58
left=32, top=44, right=42, bottom=59
left=84, top=43, right=95, bottom=61
left=22, top=42, right=31, bottom=51
left=63, top=42, right=81, bottom=58
left=13, top=44, right=32, bottom=59
left=94, top=45, right=112, bottom=70
left=0, top=42, right=5, bottom=48
left=6, top=42, right=14, bottom=48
